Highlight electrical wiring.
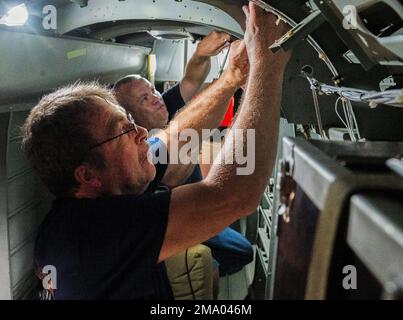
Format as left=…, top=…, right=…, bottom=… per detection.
left=248, top=0, right=339, bottom=77
left=335, top=97, right=356, bottom=141
left=249, top=0, right=401, bottom=140
left=247, top=0, right=344, bottom=141
left=306, top=76, right=403, bottom=108
left=217, top=47, right=230, bottom=77
left=305, top=74, right=403, bottom=141
left=346, top=99, right=362, bottom=140
left=335, top=98, right=349, bottom=131
left=311, top=86, right=328, bottom=139
left=343, top=99, right=355, bottom=141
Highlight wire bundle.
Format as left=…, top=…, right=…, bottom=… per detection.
left=334, top=97, right=361, bottom=142
left=307, top=77, right=403, bottom=108
left=304, top=75, right=403, bottom=141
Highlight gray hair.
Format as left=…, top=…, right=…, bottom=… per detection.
left=21, top=81, right=116, bottom=196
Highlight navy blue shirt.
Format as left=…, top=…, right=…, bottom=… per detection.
left=162, top=83, right=186, bottom=122
left=35, top=142, right=173, bottom=300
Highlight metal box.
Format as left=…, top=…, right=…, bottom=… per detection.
left=273, top=137, right=403, bottom=299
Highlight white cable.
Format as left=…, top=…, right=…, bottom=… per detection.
left=346, top=99, right=361, bottom=140
left=305, top=75, right=400, bottom=141
left=217, top=48, right=230, bottom=77
left=316, top=82, right=402, bottom=107
left=334, top=97, right=362, bottom=142
left=335, top=97, right=348, bottom=129
left=310, top=77, right=401, bottom=105
left=311, top=87, right=327, bottom=140
left=341, top=99, right=351, bottom=140
left=341, top=98, right=355, bottom=141
left=343, top=99, right=354, bottom=140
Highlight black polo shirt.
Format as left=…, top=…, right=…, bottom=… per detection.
left=35, top=141, right=172, bottom=300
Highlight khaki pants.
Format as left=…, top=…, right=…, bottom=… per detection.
left=165, top=244, right=214, bottom=300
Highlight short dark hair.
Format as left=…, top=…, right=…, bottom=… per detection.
left=113, top=74, right=145, bottom=110
left=113, top=74, right=143, bottom=92
left=21, top=82, right=117, bottom=197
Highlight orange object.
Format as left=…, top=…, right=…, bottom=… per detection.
left=220, top=97, right=234, bottom=127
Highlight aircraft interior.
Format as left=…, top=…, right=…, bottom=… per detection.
left=0, top=0, right=402, bottom=300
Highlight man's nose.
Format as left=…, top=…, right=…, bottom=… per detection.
left=134, top=125, right=148, bottom=144
left=151, top=92, right=162, bottom=104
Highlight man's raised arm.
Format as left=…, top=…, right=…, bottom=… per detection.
left=179, top=31, right=231, bottom=103
left=159, top=3, right=292, bottom=262
left=153, top=39, right=248, bottom=187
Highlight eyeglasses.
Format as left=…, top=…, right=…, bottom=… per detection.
left=88, top=112, right=138, bottom=151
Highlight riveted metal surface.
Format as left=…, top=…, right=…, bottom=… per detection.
left=57, top=0, right=243, bottom=37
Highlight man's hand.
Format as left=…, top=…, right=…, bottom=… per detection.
left=195, top=31, right=231, bottom=57
left=242, top=3, right=291, bottom=65
left=159, top=3, right=293, bottom=264
left=180, top=32, right=232, bottom=103
left=222, top=40, right=249, bottom=89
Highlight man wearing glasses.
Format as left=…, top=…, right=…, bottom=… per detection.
left=114, top=32, right=254, bottom=298
left=22, top=4, right=291, bottom=299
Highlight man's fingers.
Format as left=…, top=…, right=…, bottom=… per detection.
left=242, top=5, right=249, bottom=19
left=211, top=31, right=231, bottom=42
left=248, top=2, right=258, bottom=20
left=249, top=2, right=270, bottom=20
left=215, top=42, right=230, bottom=54
left=230, top=39, right=245, bottom=52
left=211, top=32, right=231, bottom=48
left=223, top=33, right=231, bottom=42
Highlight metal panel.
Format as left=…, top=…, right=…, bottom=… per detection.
left=7, top=171, right=37, bottom=215
left=283, top=138, right=403, bottom=210
left=9, top=205, right=41, bottom=253
left=252, top=118, right=296, bottom=299
left=267, top=118, right=296, bottom=299
left=6, top=111, right=30, bottom=177
left=154, top=40, right=185, bottom=82
left=56, top=0, right=243, bottom=37
left=0, top=109, right=53, bottom=299
left=0, top=113, right=11, bottom=299
left=278, top=138, right=403, bottom=299
left=193, top=0, right=247, bottom=30
left=154, top=39, right=230, bottom=83
left=283, top=137, right=340, bottom=210
left=185, top=40, right=230, bottom=83
left=0, top=31, right=149, bottom=106
left=313, top=0, right=403, bottom=69
left=7, top=138, right=30, bottom=178
left=348, top=194, right=403, bottom=287
left=9, top=241, right=35, bottom=291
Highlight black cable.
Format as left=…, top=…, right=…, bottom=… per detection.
left=185, top=249, right=196, bottom=300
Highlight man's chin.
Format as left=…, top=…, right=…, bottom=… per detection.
left=138, top=167, right=156, bottom=194
left=143, top=161, right=157, bottom=185
left=156, top=106, right=169, bottom=120
left=149, top=163, right=157, bottom=181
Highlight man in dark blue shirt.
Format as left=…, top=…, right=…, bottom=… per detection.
left=22, top=5, right=291, bottom=299
left=114, top=32, right=253, bottom=278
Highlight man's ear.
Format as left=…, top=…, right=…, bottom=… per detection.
left=74, top=165, right=102, bottom=188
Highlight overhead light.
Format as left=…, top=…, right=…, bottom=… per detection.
left=0, top=3, right=29, bottom=26
left=148, top=30, right=194, bottom=41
